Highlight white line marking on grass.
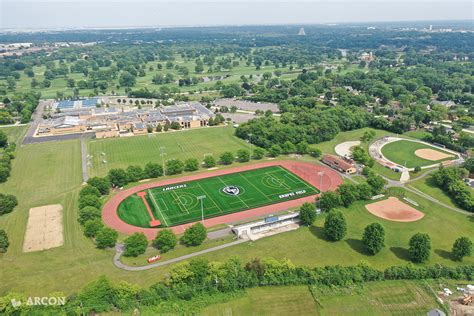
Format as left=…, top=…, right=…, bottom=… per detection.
left=196, top=182, right=222, bottom=213
left=148, top=189, right=169, bottom=227
left=216, top=176, right=250, bottom=208
left=265, top=172, right=292, bottom=191
left=171, top=190, right=190, bottom=214
left=159, top=198, right=169, bottom=211
left=238, top=173, right=272, bottom=201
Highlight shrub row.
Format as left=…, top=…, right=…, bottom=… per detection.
left=3, top=257, right=472, bottom=314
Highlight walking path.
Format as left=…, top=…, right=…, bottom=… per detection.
left=114, top=238, right=248, bottom=271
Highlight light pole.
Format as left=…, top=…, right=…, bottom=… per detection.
left=197, top=195, right=206, bottom=223
left=317, top=171, right=324, bottom=210
left=160, top=146, right=166, bottom=176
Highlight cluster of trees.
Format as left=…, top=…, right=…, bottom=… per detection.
left=319, top=174, right=386, bottom=212
left=432, top=166, right=474, bottom=212
left=352, top=146, right=374, bottom=167
left=0, top=92, right=40, bottom=124
left=122, top=223, right=207, bottom=258
left=4, top=255, right=473, bottom=314
left=77, top=179, right=119, bottom=249
left=423, top=126, right=474, bottom=153
left=0, top=193, right=18, bottom=216
left=236, top=106, right=371, bottom=150
left=0, top=131, right=16, bottom=183
left=0, top=229, right=8, bottom=253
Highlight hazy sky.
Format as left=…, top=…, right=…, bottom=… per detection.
left=1, top=0, right=473, bottom=30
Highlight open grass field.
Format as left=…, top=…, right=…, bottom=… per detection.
left=118, top=166, right=318, bottom=227
left=0, top=127, right=472, bottom=298
left=87, top=126, right=254, bottom=177
left=0, top=124, right=28, bottom=144
left=202, top=281, right=441, bottom=315
left=381, top=140, right=456, bottom=168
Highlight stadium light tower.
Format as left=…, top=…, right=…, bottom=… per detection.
left=160, top=146, right=166, bottom=176
left=197, top=195, right=206, bottom=223
left=317, top=171, right=324, bottom=190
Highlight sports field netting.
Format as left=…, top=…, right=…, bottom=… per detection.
left=117, top=166, right=319, bottom=228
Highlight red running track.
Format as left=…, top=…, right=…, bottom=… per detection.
left=102, top=160, right=343, bottom=239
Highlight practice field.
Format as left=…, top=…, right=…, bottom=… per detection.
left=381, top=140, right=456, bottom=168
left=118, top=166, right=319, bottom=227
left=87, top=126, right=254, bottom=177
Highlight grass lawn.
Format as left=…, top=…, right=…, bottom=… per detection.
left=371, top=162, right=402, bottom=181
left=188, top=187, right=474, bottom=268
left=408, top=175, right=460, bottom=210
left=202, top=281, right=441, bottom=316
left=381, top=140, right=455, bottom=168
left=0, top=130, right=472, bottom=298
left=0, top=124, right=28, bottom=144
left=119, top=166, right=318, bottom=227
left=87, top=126, right=255, bottom=177
left=202, top=285, right=319, bottom=316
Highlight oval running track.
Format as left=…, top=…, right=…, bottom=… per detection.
left=102, top=160, right=343, bottom=239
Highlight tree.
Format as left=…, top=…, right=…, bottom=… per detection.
left=362, top=223, right=385, bottom=255
left=83, top=219, right=104, bottom=238
left=0, top=193, right=18, bottom=215
left=220, top=152, right=234, bottom=165
left=0, top=229, right=9, bottom=253
left=181, top=222, right=207, bottom=246
left=126, top=165, right=144, bottom=182
left=95, top=227, right=118, bottom=249
left=336, top=183, right=359, bottom=207
left=123, top=233, right=148, bottom=257
left=79, top=185, right=101, bottom=198
left=144, top=162, right=163, bottom=178
left=108, top=168, right=129, bottom=187
left=153, top=229, right=177, bottom=253
left=299, top=202, right=317, bottom=226
left=78, top=206, right=101, bottom=225
left=452, top=236, right=472, bottom=261
left=464, top=158, right=474, bottom=174
left=0, top=130, right=7, bottom=147
left=324, top=210, right=347, bottom=241
left=269, top=145, right=282, bottom=157
left=367, top=173, right=386, bottom=194
left=319, top=191, right=342, bottom=212
left=184, top=158, right=199, bottom=172
left=79, top=194, right=101, bottom=209
left=414, top=166, right=422, bottom=173
left=309, top=148, right=322, bottom=158
left=87, top=177, right=111, bottom=195
left=119, top=71, right=136, bottom=87
left=166, top=159, right=184, bottom=175
left=409, top=233, right=431, bottom=263
left=252, top=148, right=266, bottom=160
left=236, top=149, right=250, bottom=162
left=203, top=155, right=216, bottom=168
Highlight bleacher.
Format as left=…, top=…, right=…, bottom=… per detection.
left=56, top=100, right=75, bottom=109
left=81, top=98, right=98, bottom=107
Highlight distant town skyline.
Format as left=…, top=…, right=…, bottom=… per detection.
left=1, top=0, right=472, bottom=30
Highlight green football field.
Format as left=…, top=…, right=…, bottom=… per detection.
left=118, top=166, right=319, bottom=227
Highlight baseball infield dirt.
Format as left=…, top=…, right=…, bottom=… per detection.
left=23, top=204, right=64, bottom=252
left=365, top=197, right=424, bottom=222
left=414, top=148, right=454, bottom=161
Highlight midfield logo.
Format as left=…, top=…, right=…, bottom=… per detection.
left=222, top=185, right=240, bottom=196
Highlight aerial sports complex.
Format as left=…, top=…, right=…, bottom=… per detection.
left=102, top=161, right=343, bottom=239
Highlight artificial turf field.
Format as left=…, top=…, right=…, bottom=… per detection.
left=118, top=166, right=319, bottom=227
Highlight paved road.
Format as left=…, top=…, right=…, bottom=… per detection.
left=22, top=99, right=51, bottom=144
left=81, top=137, right=89, bottom=183
left=114, top=238, right=247, bottom=271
